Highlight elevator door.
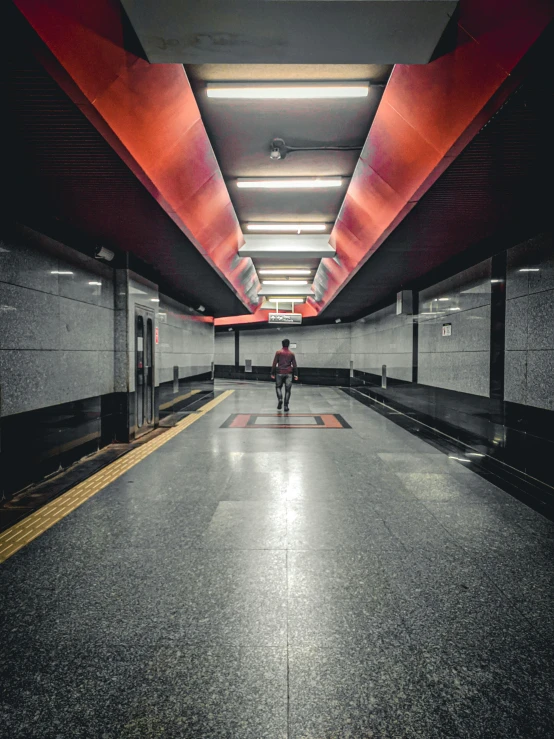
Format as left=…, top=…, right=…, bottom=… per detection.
left=135, top=306, right=155, bottom=436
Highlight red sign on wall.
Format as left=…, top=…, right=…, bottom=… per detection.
left=155, top=327, right=159, bottom=344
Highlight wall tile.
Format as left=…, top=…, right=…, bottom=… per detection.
left=98, top=351, right=115, bottom=396
left=505, top=296, right=528, bottom=351
left=506, top=232, right=554, bottom=299
left=420, top=259, right=491, bottom=313
left=0, top=350, right=61, bottom=416
left=527, top=290, right=554, bottom=351
left=0, top=231, right=60, bottom=295
left=60, top=298, right=114, bottom=351
left=58, top=351, right=102, bottom=403
left=58, top=266, right=114, bottom=310
left=0, top=283, right=60, bottom=351
left=504, top=350, right=527, bottom=405
left=526, top=350, right=554, bottom=411
left=419, top=351, right=490, bottom=397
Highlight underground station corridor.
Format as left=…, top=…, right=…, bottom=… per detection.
left=2, top=0, right=554, bottom=737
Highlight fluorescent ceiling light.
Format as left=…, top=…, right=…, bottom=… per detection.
left=519, top=268, right=540, bottom=272
left=88, top=281, right=102, bottom=286
left=259, top=269, right=312, bottom=276
left=207, top=82, right=369, bottom=100
left=237, top=178, right=342, bottom=190
left=246, top=223, right=327, bottom=232
left=150, top=298, right=159, bottom=303
left=268, top=297, right=305, bottom=302
left=438, top=298, right=450, bottom=301
left=263, top=280, right=308, bottom=285
left=50, top=270, right=73, bottom=275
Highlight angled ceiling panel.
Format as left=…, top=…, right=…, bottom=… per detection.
left=14, top=0, right=260, bottom=311
left=311, top=0, right=554, bottom=312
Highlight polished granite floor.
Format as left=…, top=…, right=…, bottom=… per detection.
left=1, top=382, right=554, bottom=738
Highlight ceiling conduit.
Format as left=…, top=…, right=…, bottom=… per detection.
left=13, top=0, right=261, bottom=312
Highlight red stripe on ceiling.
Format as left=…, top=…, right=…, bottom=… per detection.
left=13, top=0, right=260, bottom=312
left=313, top=0, right=554, bottom=312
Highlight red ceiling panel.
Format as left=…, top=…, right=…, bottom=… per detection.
left=314, top=0, right=554, bottom=312
left=14, top=0, right=259, bottom=311
left=384, top=28, right=508, bottom=157
left=458, top=0, right=554, bottom=74
left=360, top=103, right=443, bottom=203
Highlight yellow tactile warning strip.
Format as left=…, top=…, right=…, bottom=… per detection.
left=0, top=389, right=234, bottom=565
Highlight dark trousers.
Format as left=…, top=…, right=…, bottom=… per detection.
left=275, top=373, right=293, bottom=406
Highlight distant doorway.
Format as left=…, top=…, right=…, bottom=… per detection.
left=135, top=306, right=155, bottom=436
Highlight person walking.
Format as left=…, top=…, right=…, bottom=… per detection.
left=271, top=338, right=298, bottom=412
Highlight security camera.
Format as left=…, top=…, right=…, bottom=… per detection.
left=95, top=246, right=114, bottom=262
left=270, top=138, right=286, bottom=161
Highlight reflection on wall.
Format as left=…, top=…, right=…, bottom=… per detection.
left=505, top=233, right=554, bottom=411
left=351, top=304, right=413, bottom=382
left=418, top=260, right=492, bottom=397
left=0, top=224, right=116, bottom=416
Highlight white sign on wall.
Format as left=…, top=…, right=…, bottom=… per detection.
left=396, top=292, right=403, bottom=315
left=268, top=313, right=302, bottom=324
left=442, top=323, right=452, bottom=337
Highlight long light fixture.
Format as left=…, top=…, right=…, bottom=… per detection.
left=263, top=280, right=308, bottom=285
left=207, top=82, right=369, bottom=100
left=246, top=223, right=327, bottom=232
left=237, top=178, right=341, bottom=190
left=268, top=297, right=305, bottom=302
left=259, top=269, right=311, bottom=276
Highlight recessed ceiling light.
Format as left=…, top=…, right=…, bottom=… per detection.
left=259, top=269, right=312, bottom=276
left=246, top=223, right=327, bottom=232
left=237, top=178, right=342, bottom=190
left=263, top=280, right=308, bottom=285
left=207, top=82, right=369, bottom=100
left=197, top=305, right=205, bottom=312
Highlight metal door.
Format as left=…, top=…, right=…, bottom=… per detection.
left=135, top=306, right=155, bottom=436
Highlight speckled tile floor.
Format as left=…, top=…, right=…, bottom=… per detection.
left=1, top=382, right=554, bottom=738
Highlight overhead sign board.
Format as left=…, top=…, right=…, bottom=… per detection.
left=268, top=313, right=302, bottom=325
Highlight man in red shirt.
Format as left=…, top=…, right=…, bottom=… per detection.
left=271, top=338, right=298, bottom=412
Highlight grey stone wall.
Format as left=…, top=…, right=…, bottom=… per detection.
left=235, top=324, right=351, bottom=369
left=351, top=303, right=413, bottom=382
left=214, top=331, right=235, bottom=366
left=418, top=260, right=492, bottom=397
left=505, top=233, right=554, bottom=410
left=0, top=225, right=116, bottom=416
left=157, top=294, right=214, bottom=384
